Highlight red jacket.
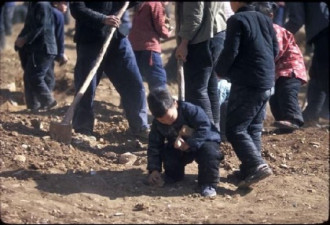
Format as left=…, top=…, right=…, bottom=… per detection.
left=273, top=24, right=308, bottom=84
left=128, top=2, right=170, bottom=53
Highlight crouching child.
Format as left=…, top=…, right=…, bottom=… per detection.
left=146, top=88, right=222, bottom=197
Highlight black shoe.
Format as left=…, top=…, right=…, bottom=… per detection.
left=40, top=100, right=57, bottom=111
left=238, top=164, right=273, bottom=188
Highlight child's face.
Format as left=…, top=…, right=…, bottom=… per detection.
left=156, top=101, right=178, bottom=125
left=55, top=2, right=68, bottom=13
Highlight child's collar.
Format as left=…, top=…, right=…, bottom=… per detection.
left=236, top=4, right=256, bottom=14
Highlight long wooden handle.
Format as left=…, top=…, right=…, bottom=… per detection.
left=61, top=2, right=130, bottom=124
left=177, top=59, right=185, bottom=101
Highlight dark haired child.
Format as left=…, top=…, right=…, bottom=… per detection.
left=215, top=2, right=279, bottom=188
left=146, top=88, right=222, bottom=197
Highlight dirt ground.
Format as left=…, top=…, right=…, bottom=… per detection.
left=0, top=10, right=329, bottom=224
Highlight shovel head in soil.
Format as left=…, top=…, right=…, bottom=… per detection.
left=49, top=121, right=72, bottom=144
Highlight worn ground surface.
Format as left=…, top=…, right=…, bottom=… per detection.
left=0, top=12, right=329, bottom=224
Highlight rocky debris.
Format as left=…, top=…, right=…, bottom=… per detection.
left=14, top=155, right=26, bottom=163
left=133, top=202, right=149, bottom=211
left=118, top=152, right=137, bottom=165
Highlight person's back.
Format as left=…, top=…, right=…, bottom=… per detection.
left=215, top=2, right=277, bottom=189
left=216, top=3, right=278, bottom=89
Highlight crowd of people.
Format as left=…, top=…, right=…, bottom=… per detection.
left=0, top=2, right=328, bottom=198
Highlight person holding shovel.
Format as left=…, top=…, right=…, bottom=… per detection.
left=69, top=2, right=150, bottom=139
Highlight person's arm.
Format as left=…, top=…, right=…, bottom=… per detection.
left=70, top=2, right=120, bottom=28
left=215, top=16, right=241, bottom=78
left=150, top=2, right=170, bottom=39
left=147, top=121, right=165, bottom=173
left=175, top=2, right=204, bottom=61
left=183, top=105, right=214, bottom=150
left=53, top=9, right=66, bottom=63
left=283, top=2, right=305, bottom=35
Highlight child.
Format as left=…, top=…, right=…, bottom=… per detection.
left=14, top=2, right=58, bottom=112
left=128, top=2, right=171, bottom=91
left=254, top=2, right=308, bottom=131
left=46, top=2, right=69, bottom=93
left=146, top=88, right=222, bottom=197
left=215, top=2, right=279, bottom=188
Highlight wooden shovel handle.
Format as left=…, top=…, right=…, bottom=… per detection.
left=62, top=2, right=130, bottom=124
left=177, top=59, right=185, bottom=101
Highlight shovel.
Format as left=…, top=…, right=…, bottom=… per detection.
left=49, top=2, right=130, bottom=144
left=177, top=59, right=185, bottom=101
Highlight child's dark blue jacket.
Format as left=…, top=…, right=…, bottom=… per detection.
left=17, top=2, right=57, bottom=55
left=215, top=5, right=279, bottom=90
left=147, top=101, right=220, bottom=172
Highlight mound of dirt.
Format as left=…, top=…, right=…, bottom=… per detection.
left=0, top=13, right=328, bottom=224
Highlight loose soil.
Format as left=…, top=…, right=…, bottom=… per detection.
left=0, top=12, right=329, bottom=224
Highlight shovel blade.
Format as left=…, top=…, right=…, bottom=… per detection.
left=49, top=121, right=72, bottom=144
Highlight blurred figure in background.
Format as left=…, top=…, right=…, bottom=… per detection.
left=284, top=2, right=329, bottom=126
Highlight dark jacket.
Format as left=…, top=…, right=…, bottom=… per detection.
left=17, top=2, right=57, bottom=55
left=70, top=2, right=138, bottom=44
left=284, top=2, right=329, bottom=44
left=215, top=5, right=278, bottom=90
left=147, top=101, right=220, bottom=172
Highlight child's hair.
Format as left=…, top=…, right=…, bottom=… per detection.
left=147, top=88, right=175, bottom=118
left=253, top=2, right=278, bottom=17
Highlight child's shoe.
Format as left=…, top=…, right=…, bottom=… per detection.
left=274, top=120, right=299, bottom=130
left=238, top=164, right=272, bottom=188
left=201, top=185, right=217, bottom=197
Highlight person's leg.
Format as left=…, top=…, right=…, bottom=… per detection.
left=3, top=3, right=15, bottom=36
left=225, top=85, right=271, bottom=170
left=104, top=37, right=149, bottom=134
left=269, top=81, right=282, bottom=121
left=45, top=60, right=56, bottom=92
left=209, top=31, right=226, bottom=130
left=303, top=28, right=329, bottom=124
left=147, top=51, right=167, bottom=91
left=0, top=7, right=5, bottom=51
left=273, top=77, right=304, bottom=126
left=162, top=145, right=186, bottom=182
left=185, top=40, right=214, bottom=123
left=195, top=141, right=221, bottom=188
left=72, top=43, right=102, bottom=134
left=27, top=52, right=56, bottom=107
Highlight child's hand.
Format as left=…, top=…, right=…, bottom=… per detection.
left=148, top=170, right=164, bottom=187
left=174, top=137, right=190, bottom=151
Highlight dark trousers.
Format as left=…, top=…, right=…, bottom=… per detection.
left=134, top=50, right=167, bottom=92
left=72, top=37, right=149, bottom=134
left=21, top=50, right=55, bottom=109
left=226, top=84, right=271, bottom=171
left=184, top=31, right=226, bottom=130
left=162, top=141, right=221, bottom=188
left=303, top=28, right=329, bottom=122
left=269, top=76, right=304, bottom=126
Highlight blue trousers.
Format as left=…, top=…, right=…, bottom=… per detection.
left=162, top=141, right=221, bottom=188
left=22, top=51, right=55, bottom=109
left=72, top=37, right=149, bottom=134
left=226, top=84, right=271, bottom=171
left=184, top=31, right=226, bottom=129
left=134, top=50, right=167, bottom=91
left=269, top=76, right=304, bottom=126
